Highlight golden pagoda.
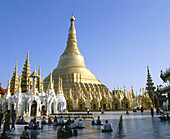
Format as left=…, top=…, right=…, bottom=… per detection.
left=112, top=88, right=120, bottom=109
left=10, top=61, right=19, bottom=93
left=141, top=88, right=153, bottom=108
left=121, top=86, right=130, bottom=109
left=66, top=88, right=74, bottom=110
left=21, top=51, right=31, bottom=93
left=43, top=13, right=110, bottom=102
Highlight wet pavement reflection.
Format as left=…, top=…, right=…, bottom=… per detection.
left=121, top=110, right=170, bottom=139
left=3, top=110, right=170, bottom=139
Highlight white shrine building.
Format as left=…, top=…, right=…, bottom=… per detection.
left=2, top=70, right=66, bottom=117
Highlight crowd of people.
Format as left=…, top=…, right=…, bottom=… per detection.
left=16, top=116, right=28, bottom=124
left=0, top=109, right=115, bottom=138
left=1, top=107, right=166, bottom=138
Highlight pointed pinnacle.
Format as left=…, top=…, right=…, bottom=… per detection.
left=71, top=12, right=75, bottom=21
left=27, top=50, right=29, bottom=59
left=38, top=65, right=41, bottom=75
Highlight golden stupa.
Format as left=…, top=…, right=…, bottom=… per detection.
left=44, top=13, right=109, bottom=99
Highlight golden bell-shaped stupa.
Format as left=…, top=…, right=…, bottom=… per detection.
left=44, top=13, right=109, bottom=99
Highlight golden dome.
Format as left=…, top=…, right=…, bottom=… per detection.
left=44, top=13, right=101, bottom=89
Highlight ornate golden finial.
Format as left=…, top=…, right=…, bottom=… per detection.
left=27, top=50, right=29, bottom=59
left=6, top=79, right=11, bottom=97
left=36, top=65, right=42, bottom=92
left=8, top=79, right=10, bottom=89
left=56, top=76, right=63, bottom=94
left=38, top=66, right=41, bottom=75
left=15, top=61, right=18, bottom=70
left=69, top=13, right=76, bottom=35
left=69, top=88, right=73, bottom=98
left=47, top=71, right=54, bottom=90
left=124, top=86, right=126, bottom=97
left=71, top=12, right=75, bottom=21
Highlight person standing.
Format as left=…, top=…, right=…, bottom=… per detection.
left=150, top=107, right=154, bottom=117
left=11, top=110, right=16, bottom=130
left=3, top=110, right=11, bottom=133
left=0, top=109, right=3, bottom=129
left=141, top=106, right=144, bottom=113
left=87, top=109, right=89, bottom=115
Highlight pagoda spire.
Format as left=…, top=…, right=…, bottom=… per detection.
left=36, top=65, right=42, bottom=92
left=21, top=51, right=31, bottom=93
left=6, top=79, right=11, bottom=98
left=66, top=12, right=78, bottom=52
left=124, top=86, right=127, bottom=97
left=146, top=66, right=155, bottom=104
left=68, top=88, right=73, bottom=100
left=10, top=61, right=19, bottom=93
left=47, top=71, right=54, bottom=90
left=57, top=13, right=86, bottom=69
left=57, top=77, right=63, bottom=94
left=69, top=12, right=76, bottom=35
left=131, top=86, right=135, bottom=98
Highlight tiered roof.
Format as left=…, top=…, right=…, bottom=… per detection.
left=21, top=51, right=31, bottom=93
left=10, top=61, right=19, bottom=93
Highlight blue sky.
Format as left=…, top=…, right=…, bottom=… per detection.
left=0, top=0, right=170, bottom=93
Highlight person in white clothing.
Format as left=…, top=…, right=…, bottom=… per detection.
left=77, top=119, right=83, bottom=127
left=160, top=113, right=165, bottom=118
left=71, top=120, right=76, bottom=128
left=59, top=116, right=64, bottom=124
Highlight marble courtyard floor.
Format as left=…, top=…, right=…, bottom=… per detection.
left=2, top=110, right=170, bottom=139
